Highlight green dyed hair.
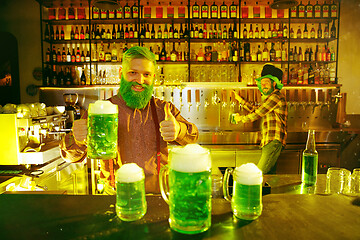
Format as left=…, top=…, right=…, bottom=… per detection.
left=122, top=46, right=157, bottom=72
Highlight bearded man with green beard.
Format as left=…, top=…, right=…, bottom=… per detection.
left=60, top=46, right=198, bottom=194
left=230, top=64, right=288, bottom=174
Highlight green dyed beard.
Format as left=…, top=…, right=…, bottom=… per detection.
left=119, top=75, right=154, bottom=109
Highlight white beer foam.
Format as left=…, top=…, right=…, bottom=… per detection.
left=234, top=163, right=263, bottom=185
left=116, top=163, right=144, bottom=183
left=170, top=144, right=211, bottom=173
left=89, top=100, right=118, bottom=114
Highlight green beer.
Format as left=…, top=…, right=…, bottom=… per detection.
left=159, top=144, right=212, bottom=234
left=169, top=169, right=212, bottom=234
left=223, top=163, right=263, bottom=220
left=301, top=153, right=318, bottom=185
left=116, top=163, right=147, bottom=221
left=301, top=130, right=318, bottom=185
left=87, top=101, right=118, bottom=160
left=232, top=182, right=262, bottom=220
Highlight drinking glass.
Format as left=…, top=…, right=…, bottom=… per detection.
left=159, top=144, right=212, bottom=234
left=350, top=168, right=360, bottom=194
left=326, top=167, right=351, bottom=194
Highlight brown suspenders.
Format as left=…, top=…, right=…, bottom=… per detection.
left=150, top=97, right=161, bottom=175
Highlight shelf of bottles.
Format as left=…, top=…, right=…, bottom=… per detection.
left=38, top=0, right=340, bottom=87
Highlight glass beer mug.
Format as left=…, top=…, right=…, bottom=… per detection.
left=223, top=163, right=263, bottom=220
left=159, top=144, right=212, bottom=234
left=87, top=100, right=118, bottom=160
left=116, top=163, right=147, bottom=221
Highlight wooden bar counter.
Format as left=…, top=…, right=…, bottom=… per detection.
left=1, top=175, right=360, bottom=240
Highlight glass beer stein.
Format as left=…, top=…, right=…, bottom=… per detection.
left=223, top=163, right=263, bottom=220
left=159, top=144, right=212, bottom=234
left=87, top=100, right=118, bottom=160
left=116, top=163, right=147, bottom=221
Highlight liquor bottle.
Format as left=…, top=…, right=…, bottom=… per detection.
left=270, top=42, right=276, bottom=62
left=262, top=42, right=269, bottom=61
left=44, top=23, right=50, bottom=41
left=100, top=8, right=108, bottom=19
left=56, top=48, right=61, bottom=62
left=124, top=24, right=129, bottom=39
left=330, top=20, right=336, bottom=38
left=93, top=6, right=100, bottom=19
left=220, top=1, right=228, bottom=19
left=305, top=1, right=313, bottom=18
left=111, top=42, right=117, bottom=62
left=253, top=1, right=260, bottom=18
left=314, top=1, right=321, bottom=18
left=322, top=1, right=330, bottom=18
left=77, top=3, right=86, bottom=20
left=116, top=5, right=123, bottom=18
left=194, top=23, right=199, bottom=38
left=192, top=1, right=200, bottom=18
left=86, top=50, right=90, bottom=62
left=178, top=2, right=186, bottom=18
left=112, top=24, right=116, bottom=39
left=241, top=1, right=248, bottom=18
left=169, top=24, right=174, bottom=38
left=230, top=1, right=237, bottom=19
left=167, top=2, right=174, bottom=18
left=124, top=2, right=131, bottom=19
left=289, top=27, right=294, bottom=38
left=157, top=25, right=162, bottom=39
left=324, top=64, right=330, bottom=84
left=297, top=25, right=302, bottom=38
left=308, top=64, right=314, bottom=84
left=60, top=26, right=65, bottom=40
left=66, top=48, right=71, bottom=62
left=164, top=24, right=169, bottom=39
left=290, top=5, right=297, bottom=18
left=51, top=65, right=58, bottom=86
left=211, top=2, right=218, bottom=19
left=249, top=24, right=253, bottom=38
left=297, top=1, right=305, bottom=18
left=267, top=23, right=272, bottom=38
left=217, top=23, right=222, bottom=38
left=314, top=45, right=319, bottom=61
left=106, top=27, right=111, bottom=39
left=145, top=24, right=150, bottom=39
left=281, top=44, right=287, bottom=61
left=283, top=24, right=288, bottom=38
left=254, top=24, right=259, bottom=39
left=201, top=1, right=209, bottom=19
left=203, top=23, right=207, bottom=39
left=222, top=25, right=227, bottom=39
left=76, top=47, right=81, bottom=62
left=256, top=45, right=262, bottom=61
left=199, top=25, right=203, bottom=38
left=299, top=47, right=303, bottom=61
left=80, top=26, right=85, bottom=39
left=184, top=24, right=189, bottom=38
left=277, top=23, right=283, bottom=38
left=120, top=24, right=124, bottom=39
left=55, top=26, right=59, bottom=40
left=260, top=24, right=265, bottom=39
left=330, top=1, right=337, bottom=18
left=289, top=48, right=294, bottom=61
left=80, top=67, right=86, bottom=85
left=329, top=63, right=336, bottom=83
left=170, top=42, right=177, bottom=61
left=85, top=26, right=90, bottom=40
left=132, top=2, right=139, bottom=18
left=275, top=42, right=281, bottom=61
left=58, top=4, right=66, bottom=20
left=160, top=42, right=166, bottom=61
left=105, top=43, right=112, bottom=62
left=293, top=46, right=298, bottom=61
left=154, top=45, right=160, bottom=61
left=74, top=26, right=79, bottom=40
left=62, top=47, right=66, bottom=62
left=310, top=24, right=315, bottom=39
left=129, top=24, right=134, bottom=38
left=324, top=23, right=329, bottom=38
left=213, top=24, right=218, bottom=38
left=272, top=24, right=277, bottom=38
left=302, top=129, right=318, bottom=185
left=317, top=23, right=322, bottom=39
left=243, top=24, right=248, bottom=39
left=233, top=24, right=238, bottom=39
left=99, top=42, right=105, bottom=62
left=108, top=8, right=115, bottom=19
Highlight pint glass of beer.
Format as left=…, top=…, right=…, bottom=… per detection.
left=223, top=163, right=263, bottom=220
left=159, top=144, right=212, bottom=234
left=87, top=100, right=118, bottom=160
left=116, top=163, right=147, bottom=221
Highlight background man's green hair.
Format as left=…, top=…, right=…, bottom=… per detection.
left=122, top=46, right=157, bottom=72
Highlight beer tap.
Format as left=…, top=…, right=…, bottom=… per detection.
left=221, top=89, right=227, bottom=109
left=179, top=90, right=184, bottom=110
left=204, top=98, right=210, bottom=109
left=195, top=89, right=201, bottom=111
left=187, top=89, right=192, bottom=112
left=212, top=90, right=221, bottom=106
left=230, top=90, right=236, bottom=111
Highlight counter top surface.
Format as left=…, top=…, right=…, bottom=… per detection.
left=1, top=175, right=360, bottom=240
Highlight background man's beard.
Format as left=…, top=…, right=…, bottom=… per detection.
left=119, top=76, right=154, bottom=109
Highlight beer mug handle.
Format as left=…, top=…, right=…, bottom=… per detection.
left=223, top=167, right=234, bottom=202
left=159, top=165, right=170, bottom=204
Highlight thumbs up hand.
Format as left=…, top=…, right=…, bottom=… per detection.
left=160, top=102, right=181, bottom=142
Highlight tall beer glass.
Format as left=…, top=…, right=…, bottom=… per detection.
left=159, top=144, right=212, bottom=234
left=87, top=100, right=118, bottom=160
left=116, top=163, right=147, bottom=221
left=223, top=163, right=263, bottom=220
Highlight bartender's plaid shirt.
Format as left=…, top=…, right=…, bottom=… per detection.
left=236, top=89, right=287, bottom=147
